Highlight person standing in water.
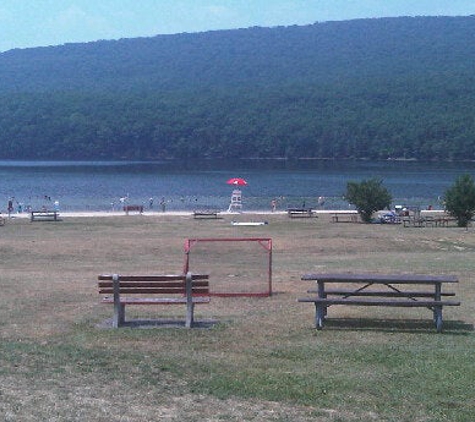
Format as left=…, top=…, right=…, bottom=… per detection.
left=271, top=199, right=277, bottom=212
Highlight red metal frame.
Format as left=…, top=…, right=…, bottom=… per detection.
left=184, top=237, right=272, bottom=297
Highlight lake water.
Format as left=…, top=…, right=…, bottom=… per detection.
left=1, top=159, right=474, bottom=213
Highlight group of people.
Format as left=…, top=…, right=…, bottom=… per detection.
left=114, top=196, right=167, bottom=212
left=5, top=195, right=59, bottom=217
left=6, top=197, right=27, bottom=216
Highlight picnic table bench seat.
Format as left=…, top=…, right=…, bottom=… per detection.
left=98, top=272, right=210, bottom=328
left=299, top=273, right=460, bottom=332
left=306, top=288, right=456, bottom=297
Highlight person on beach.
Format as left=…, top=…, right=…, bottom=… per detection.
left=160, top=197, right=166, bottom=212
left=7, top=199, right=13, bottom=217
left=271, top=199, right=277, bottom=212
left=119, top=196, right=128, bottom=211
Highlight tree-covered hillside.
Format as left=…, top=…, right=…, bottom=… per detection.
left=0, top=16, right=474, bottom=161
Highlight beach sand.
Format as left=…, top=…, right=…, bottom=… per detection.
left=4, top=208, right=442, bottom=219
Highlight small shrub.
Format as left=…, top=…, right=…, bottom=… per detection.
left=443, top=174, right=475, bottom=227
left=344, top=178, right=392, bottom=223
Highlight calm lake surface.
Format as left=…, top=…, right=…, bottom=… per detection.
left=1, top=159, right=474, bottom=212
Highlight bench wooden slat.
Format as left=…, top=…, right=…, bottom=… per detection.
left=101, top=297, right=210, bottom=305
left=98, top=280, right=209, bottom=288
left=99, top=288, right=209, bottom=295
left=99, top=288, right=210, bottom=295
left=98, top=274, right=208, bottom=282
left=99, top=282, right=185, bottom=289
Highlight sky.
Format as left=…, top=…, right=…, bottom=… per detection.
left=1, top=0, right=474, bottom=52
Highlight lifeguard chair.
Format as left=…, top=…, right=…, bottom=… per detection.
left=227, top=189, right=242, bottom=212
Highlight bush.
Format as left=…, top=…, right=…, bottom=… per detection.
left=345, top=178, right=392, bottom=223
left=443, top=174, right=475, bottom=227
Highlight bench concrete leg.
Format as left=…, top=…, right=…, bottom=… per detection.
left=113, top=303, right=125, bottom=328
left=186, top=302, right=194, bottom=328
left=185, top=272, right=194, bottom=328
left=112, top=274, right=125, bottom=328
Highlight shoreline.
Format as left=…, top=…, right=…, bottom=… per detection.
left=2, top=208, right=444, bottom=219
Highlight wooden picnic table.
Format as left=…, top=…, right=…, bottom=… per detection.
left=331, top=212, right=359, bottom=223
left=299, top=273, right=460, bottom=332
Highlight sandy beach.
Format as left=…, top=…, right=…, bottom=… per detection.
left=3, top=207, right=444, bottom=220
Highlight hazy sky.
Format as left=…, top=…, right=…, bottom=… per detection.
left=1, top=0, right=474, bottom=52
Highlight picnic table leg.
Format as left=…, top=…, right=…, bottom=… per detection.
left=434, top=306, right=443, bottom=333
left=314, top=303, right=324, bottom=329
left=313, top=280, right=326, bottom=328
left=317, top=280, right=328, bottom=319
left=433, top=282, right=443, bottom=332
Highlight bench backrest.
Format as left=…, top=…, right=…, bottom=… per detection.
left=98, top=273, right=209, bottom=296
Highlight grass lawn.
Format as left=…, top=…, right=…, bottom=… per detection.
left=0, top=213, right=474, bottom=421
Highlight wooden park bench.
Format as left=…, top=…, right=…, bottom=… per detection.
left=287, top=208, right=317, bottom=218
left=193, top=209, right=220, bottom=219
left=98, top=272, right=210, bottom=328
left=298, top=273, right=460, bottom=332
left=123, top=205, right=143, bottom=215
left=30, top=210, right=60, bottom=222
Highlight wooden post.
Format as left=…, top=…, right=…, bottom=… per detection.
left=185, top=272, right=194, bottom=328
left=112, top=274, right=124, bottom=328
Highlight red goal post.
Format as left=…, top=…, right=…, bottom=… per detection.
left=184, top=237, right=272, bottom=297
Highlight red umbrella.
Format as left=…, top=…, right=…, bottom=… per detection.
left=226, top=177, right=247, bottom=186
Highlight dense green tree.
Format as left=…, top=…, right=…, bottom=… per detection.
left=0, top=16, right=475, bottom=160
left=443, top=174, right=475, bottom=227
left=345, top=178, right=392, bottom=223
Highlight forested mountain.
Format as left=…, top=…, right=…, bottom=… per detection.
left=0, top=16, right=474, bottom=161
